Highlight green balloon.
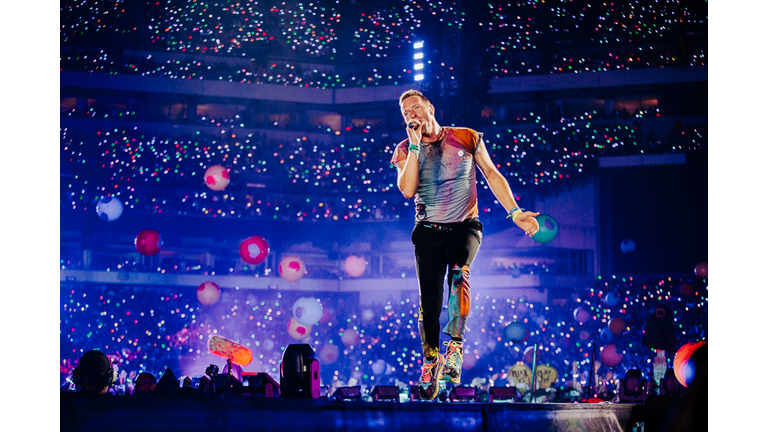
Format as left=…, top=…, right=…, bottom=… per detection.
left=532, top=214, right=558, bottom=244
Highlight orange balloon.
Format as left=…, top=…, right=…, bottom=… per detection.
left=673, top=341, right=706, bottom=387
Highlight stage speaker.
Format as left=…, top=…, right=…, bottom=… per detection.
left=450, top=386, right=477, bottom=402
left=332, top=386, right=362, bottom=401
left=214, top=373, right=243, bottom=396
left=242, top=372, right=280, bottom=398
left=371, top=385, right=399, bottom=402
left=280, top=344, right=321, bottom=399
left=619, top=369, right=648, bottom=403
left=489, top=386, right=517, bottom=402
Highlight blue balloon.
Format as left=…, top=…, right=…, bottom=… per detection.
left=504, top=322, right=527, bottom=342
left=620, top=239, right=636, bottom=254
left=604, top=290, right=621, bottom=307
left=600, top=326, right=614, bottom=342
left=96, top=196, right=124, bottom=221
left=532, top=214, right=558, bottom=244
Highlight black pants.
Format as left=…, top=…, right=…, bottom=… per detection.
left=411, top=218, right=483, bottom=357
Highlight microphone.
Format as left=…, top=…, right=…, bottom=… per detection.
left=408, top=122, right=418, bottom=129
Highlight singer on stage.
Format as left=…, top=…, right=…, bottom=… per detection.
left=390, top=90, right=541, bottom=400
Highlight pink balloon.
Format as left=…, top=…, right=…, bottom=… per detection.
left=573, top=306, right=591, bottom=324
left=600, top=344, right=624, bottom=367
left=279, top=256, right=306, bottom=282
left=197, top=281, right=221, bottom=305
left=287, top=317, right=312, bottom=340
left=341, top=328, right=359, bottom=346
left=318, top=344, right=340, bottom=364
left=608, top=317, right=626, bottom=335
left=204, top=165, right=230, bottom=191
left=694, top=262, right=708, bottom=280
left=680, top=282, right=695, bottom=296
left=135, top=229, right=163, bottom=256
left=239, top=235, right=269, bottom=265
left=344, top=255, right=366, bottom=278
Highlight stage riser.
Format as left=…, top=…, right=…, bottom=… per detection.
left=61, top=397, right=637, bottom=432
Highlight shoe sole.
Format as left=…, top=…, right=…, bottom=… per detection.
left=441, top=369, right=461, bottom=384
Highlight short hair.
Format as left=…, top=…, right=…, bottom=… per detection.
left=135, top=372, right=157, bottom=385
left=399, top=90, right=430, bottom=106
left=75, top=350, right=112, bottom=377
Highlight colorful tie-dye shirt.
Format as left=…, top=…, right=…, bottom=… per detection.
left=391, top=127, right=482, bottom=223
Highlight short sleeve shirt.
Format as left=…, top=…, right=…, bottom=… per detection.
left=390, top=127, right=482, bottom=223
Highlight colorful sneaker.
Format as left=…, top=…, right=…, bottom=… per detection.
left=419, top=352, right=445, bottom=400
left=441, top=340, right=464, bottom=384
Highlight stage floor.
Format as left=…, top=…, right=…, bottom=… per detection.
left=61, top=395, right=649, bottom=432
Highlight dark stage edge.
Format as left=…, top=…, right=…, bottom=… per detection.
left=61, top=395, right=643, bottom=432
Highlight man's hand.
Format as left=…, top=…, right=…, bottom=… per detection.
left=514, top=211, right=540, bottom=236
left=406, top=120, right=423, bottom=152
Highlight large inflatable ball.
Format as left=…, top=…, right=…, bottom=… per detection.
left=135, top=229, right=163, bottom=256
left=674, top=341, right=707, bottom=388
left=531, top=214, right=558, bottom=244
left=344, top=255, right=367, bottom=278
left=341, top=328, right=359, bottom=347
left=573, top=306, right=591, bottom=324
left=608, top=317, right=626, bottom=335
left=318, top=344, right=339, bottom=365
left=204, top=165, right=230, bottom=191
left=292, top=297, right=323, bottom=326
left=279, top=256, right=306, bottom=282
left=680, top=281, right=695, bottom=296
left=600, top=344, right=624, bottom=367
left=287, top=317, right=312, bottom=341
left=694, top=262, right=708, bottom=280
left=503, top=322, right=527, bottom=342
left=239, top=235, right=269, bottom=265
left=96, top=196, right=124, bottom=221
left=604, top=290, right=621, bottom=307
left=600, top=326, right=614, bottom=342
left=197, top=281, right=221, bottom=305
left=620, top=239, right=636, bottom=254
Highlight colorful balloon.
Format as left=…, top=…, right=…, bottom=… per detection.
left=673, top=341, right=707, bottom=388
left=341, top=328, right=359, bottom=346
left=503, top=322, right=527, bottom=342
left=96, top=196, right=124, bottom=221
left=279, top=256, right=306, bottom=282
left=600, top=326, right=614, bottom=342
left=204, top=165, right=229, bottom=191
left=135, top=229, right=163, bottom=256
left=318, top=344, right=339, bottom=365
left=600, top=344, right=624, bottom=367
left=197, top=281, right=221, bottom=305
left=344, top=255, right=366, bottom=278
left=604, top=290, right=621, bottom=307
left=573, top=306, right=591, bottom=324
left=694, top=262, right=708, bottom=280
left=287, top=317, right=312, bottom=340
left=680, top=281, right=695, bottom=296
left=292, top=297, right=323, bottom=326
left=620, top=239, right=636, bottom=254
left=531, top=214, right=558, bottom=244
left=239, top=236, right=269, bottom=265
left=608, top=317, right=626, bottom=335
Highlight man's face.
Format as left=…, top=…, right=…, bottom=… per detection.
left=400, top=96, right=436, bottom=136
